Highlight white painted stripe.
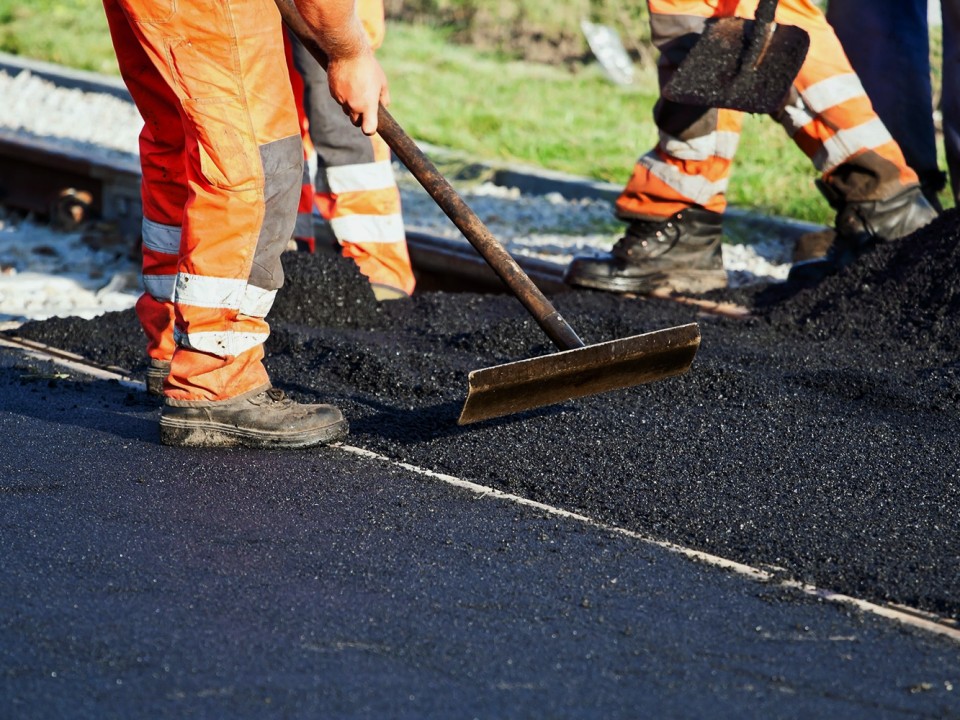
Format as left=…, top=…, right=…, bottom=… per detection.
left=329, top=213, right=406, bottom=244
left=5, top=335, right=957, bottom=646
left=814, top=118, right=894, bottom=172
left=801, top=73, right=866, bottom=115
left=175, top=273, right=246, bottom=310
left=142, top=273, right=175, bottom=302
left=325, top=159, right=397, bottom=194
left=640, top=151, right=729, bottom=205
left=661, top=130, right=740, bottom=161
left=239, top=285, right=277, bottom=318
left=173, top=327, right=268, bottom=357
left=337, top=442, right=960, bottom=645
left=141, top=218, right=181, bottom=256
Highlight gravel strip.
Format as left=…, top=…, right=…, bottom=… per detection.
left=0, top=65, right=797, bottom=323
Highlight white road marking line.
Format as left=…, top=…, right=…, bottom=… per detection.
left=338, top=445, right=960, bottom=643
left=4, top=334, right=958, bottom=643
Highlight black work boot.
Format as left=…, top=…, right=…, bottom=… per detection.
left=564, top=207, right=726, bottom=294
left=789, top=183, right=937, bottom=285
left=159, top=386, right=348, bottom=449
left=145, top=358, right=171, bottom=397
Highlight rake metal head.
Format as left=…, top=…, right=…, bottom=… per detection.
left=458, top=323, right=701, bottom=425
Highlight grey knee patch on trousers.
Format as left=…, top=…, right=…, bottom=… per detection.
left=249, top=133, right=302, bottom=293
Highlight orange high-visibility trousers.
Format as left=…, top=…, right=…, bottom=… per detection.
left=103, top=0, right=302, bottom=404
left=285, top=0, right=415, bottom=299
left=617, top=0, right=921, bottom=221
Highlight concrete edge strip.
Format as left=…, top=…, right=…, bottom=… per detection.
left=0, top=335, right=142, bottom=390
left=0, top=53, right=826, bottom=237
left=3, top=334, right=957, bottom=644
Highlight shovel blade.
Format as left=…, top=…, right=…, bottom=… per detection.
left=458, top=323, right=700, bottom=425
left=662, top=18, right=809, bottom=114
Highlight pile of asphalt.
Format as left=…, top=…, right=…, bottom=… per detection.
left=13, top=211, right=960, bottom=621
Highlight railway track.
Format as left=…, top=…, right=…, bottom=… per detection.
left=0, top=50, right=786, bottom=316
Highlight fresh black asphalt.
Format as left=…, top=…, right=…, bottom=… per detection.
left=2, top=349, right=959, bottom=718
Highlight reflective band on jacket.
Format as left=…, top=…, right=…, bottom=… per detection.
left=173, top=327, right=270, bottom=358
left=174, top=273, right=278, bottom=317
left=141, top=218, right=181, bottom=255
left=329, top=212, right=405, bottom=244
left=639, top=151, right=729, bottom=206
left=323, top=159, right=397, bottom=193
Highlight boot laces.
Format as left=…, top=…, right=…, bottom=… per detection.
left=614, top=216, right=682, bottom=261
left=253, top=387, right=294, bottom=408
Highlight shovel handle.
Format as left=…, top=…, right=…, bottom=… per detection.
left=375, top=109, right=585, bottom=351
left=755, top=0, right=777, bottom=24
left=742, top=0, right=777, bottom=70
left=276, top=0, right=586, bottom=352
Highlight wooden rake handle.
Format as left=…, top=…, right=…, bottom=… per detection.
left=275, top=0, right=585, bottom=352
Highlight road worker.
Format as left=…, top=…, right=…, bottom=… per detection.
left=564, top=0, right=938, bottom=294
left=102, top=0, right=387, bottom=447
left=284, top=0, right=415, bottom=301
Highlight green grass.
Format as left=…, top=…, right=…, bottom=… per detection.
left=378, top=23, right=831, bottom=223
left=0, top=0, right=118, bottom=74
left=0, top=3, right=951, bottom=223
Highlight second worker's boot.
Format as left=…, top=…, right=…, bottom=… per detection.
left=564, top=207, right=727, bottom=294
left=145, top=358, right=171, bottom=397
left=789, top=183, right=938, bottom=285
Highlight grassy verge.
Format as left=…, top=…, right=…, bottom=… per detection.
left=0, top=2, right=951, bottom=222
left=378, top=22, right=829, bottom=223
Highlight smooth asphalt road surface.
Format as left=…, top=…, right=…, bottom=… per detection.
left=2, top=347, right=959, bottom=719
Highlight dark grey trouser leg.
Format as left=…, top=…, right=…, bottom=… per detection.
left=826, top=0, right=943, bottom=196
left=288, top=30, right=374, bottom=185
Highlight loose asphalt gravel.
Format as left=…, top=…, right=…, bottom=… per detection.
left=12, top=209, right=960, bottom=628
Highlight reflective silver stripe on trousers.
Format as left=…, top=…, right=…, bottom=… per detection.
left=639, top=151, right=730, bottom=205
left=174, top=273, right=278, bottom=317
left=173, top=327, right=270, bottom=357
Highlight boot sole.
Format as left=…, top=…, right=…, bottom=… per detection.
left=158, top=416, right=349, bottom=449
left=566, top=268, right=728, bottom=295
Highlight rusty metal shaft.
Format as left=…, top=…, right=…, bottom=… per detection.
left=275, top=0, right=584, bottom=351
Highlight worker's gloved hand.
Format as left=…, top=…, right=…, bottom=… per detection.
left=327, top=46, right=389, bottom=136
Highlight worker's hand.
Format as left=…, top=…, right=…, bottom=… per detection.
left=326, top=47, right=390, bottom=136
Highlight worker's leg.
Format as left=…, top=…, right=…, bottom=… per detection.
left=615, top=0, right=745, bottom=221
left=104, top=0, right=346, bottom=446
left=942, top=0, right=960, bottom=206
left=771, top=0, right=937, bottom=283
left=290, top=2, right=415, bottom=300
left=111, top=0, right=300, bottom=403
left=564, top=0, right=734, bottom=293
left=825, top=0, right=943, bottom=203
left=773, top=0, right=925, bottom=203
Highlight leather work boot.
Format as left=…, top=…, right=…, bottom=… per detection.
left=145, top=358, right=171, bottom=397
left=564, top=207, right=727, bottom=294
left=789, top=183, right=938, bottom=285
left=159, top=387, right=348, bottom=449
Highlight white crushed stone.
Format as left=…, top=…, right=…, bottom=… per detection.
left=0, top=66, right=794, bottom=321
left=0, top=211, right=139, bottom=323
